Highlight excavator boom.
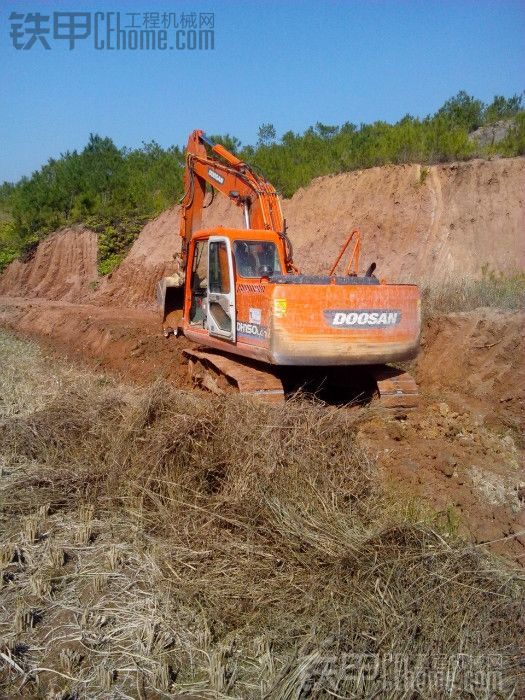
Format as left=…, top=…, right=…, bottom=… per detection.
left=179, top=130, right=290, bottom=269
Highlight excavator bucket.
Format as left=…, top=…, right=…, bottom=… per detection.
left=156, top=274, right=185, bottom=336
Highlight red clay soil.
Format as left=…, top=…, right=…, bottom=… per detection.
left=359, top=393, right=524, bottom=564
left=0, top=296, right=192, bottom=387
left=417, top=308, right=525, bottom=427
left=1, top=157, right=523, bottom=311
left=0, top=157, right=523, bottom=565
left=93, top=208, right=181, bottom=310
left=0, top=227, right=98, bottom=303
left=287, top=157, right=525, bottom=283
left=362, top=308, right=525, bottom=565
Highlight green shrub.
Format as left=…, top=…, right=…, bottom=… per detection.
left=0, top=92, right=523, bottom=270
left=0, top=248, right=18, bottom=272
left=0, top=220, right=22, bottom=272
left=494, top=111, right=525, bottom=156
left=97, top=252, right=124, bottom=276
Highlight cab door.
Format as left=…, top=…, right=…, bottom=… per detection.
left=207, top=236, right=236, bottom=342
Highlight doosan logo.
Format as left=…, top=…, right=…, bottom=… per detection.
left=208, top=168, right=225, bottom=185
left=325, top=309, right=401, bottom=328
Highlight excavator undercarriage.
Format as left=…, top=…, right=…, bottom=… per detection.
left=183, top=347, right=419, bottom=413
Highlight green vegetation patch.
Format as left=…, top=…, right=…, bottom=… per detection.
left=423, top=269, right=525, bottom=318
left=0, top=91, right=523, bottom=273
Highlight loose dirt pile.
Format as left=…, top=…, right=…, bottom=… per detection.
left=417, top=308, right=524, bottom=426
left=361, top=308, right=525, bottom=564
left=1, top=157, right=523, bottom=310
left=359, top=397, right=524, bottom=562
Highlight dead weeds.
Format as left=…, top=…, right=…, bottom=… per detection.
left=0, top=333, right=523, bottom=698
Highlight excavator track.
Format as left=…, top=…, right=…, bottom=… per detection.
left=184, top=348, right=419, bottom=412
left=371, top=366, right=420, bottom=412
left=183, top=348, right=285, bottom=403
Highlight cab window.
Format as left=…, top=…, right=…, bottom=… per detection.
left=209, top=240, right=231, bottom=294
left=233, top=241, right=282, bottom=278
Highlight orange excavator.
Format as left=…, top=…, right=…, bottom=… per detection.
left=157, top=130, right=420, bottom=408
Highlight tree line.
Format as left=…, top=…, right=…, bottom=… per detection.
left=0, top=91, right=523, bottom=273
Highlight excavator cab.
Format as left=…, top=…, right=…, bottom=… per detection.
left=234, top=241, right=282, bottom=278
left=189, top=239, right=208, bottom=326
left=234, top=241, right=257, bottom=277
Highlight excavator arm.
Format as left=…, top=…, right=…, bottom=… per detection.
left=179, top=130, right=294, bottom=271
left=158, top=130, right=294, bottom=334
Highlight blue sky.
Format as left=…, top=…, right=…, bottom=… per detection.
left=1, top=0, right=524, bottom=182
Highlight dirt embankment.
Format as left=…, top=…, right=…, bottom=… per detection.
left=0, top=157, right=523, bottom=310
left=167, top=156, right=525, bottom=286
left=93, top=208, right=180, bottom=309
left=0, top=227, right=98, bottom=302
left=288, top=157, right=525, bottom=283
left=417, top=308, right=525, bottom=425
left=0, top=298, right=190, bottom=386
left=91, top=199, right=242, bottom=309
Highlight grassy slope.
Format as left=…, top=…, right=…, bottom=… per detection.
left=0, top=332, right=522, bottom=698
left=422, top=272, right=525, bottom=318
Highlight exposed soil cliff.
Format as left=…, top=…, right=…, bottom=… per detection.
left=1, top=157, right=522, bottom=309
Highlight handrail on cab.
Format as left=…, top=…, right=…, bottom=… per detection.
left=328, top=228, right=361, bottom=276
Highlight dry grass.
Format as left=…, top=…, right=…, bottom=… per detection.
left=0, top=332, right=523, bottom=698
left=422, top=271, right=525, bottom=318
